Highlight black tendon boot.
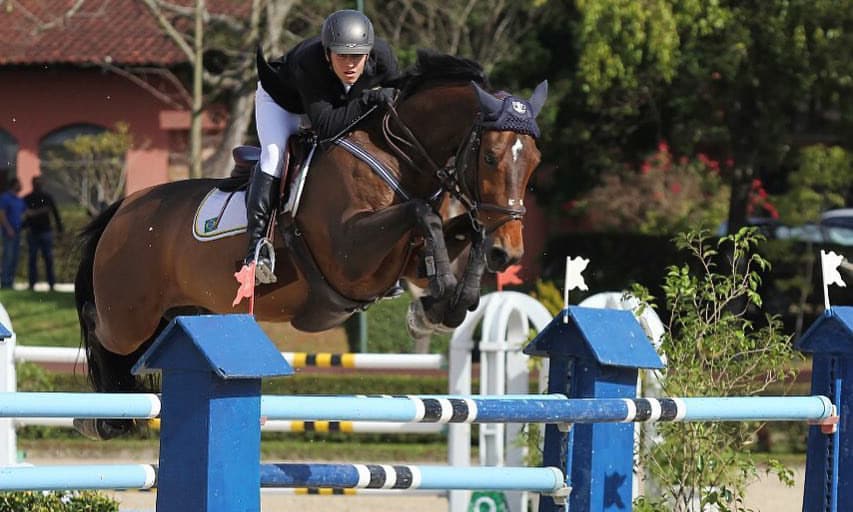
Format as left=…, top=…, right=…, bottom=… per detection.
left=244, top=169, right=280, bottom=284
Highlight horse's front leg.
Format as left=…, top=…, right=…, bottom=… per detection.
left=338, top=198, right=457, bottom=297
left=420, top=232, right=486, bottom=328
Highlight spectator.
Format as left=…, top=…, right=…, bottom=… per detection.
left=23, top=176, right=63, bottom=291
left=0, top=178, right=25, bottom=289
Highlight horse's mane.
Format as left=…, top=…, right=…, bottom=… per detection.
left=390, top=49, right=490, bottom=100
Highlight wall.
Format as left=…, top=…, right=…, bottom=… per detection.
left=0, top=66, right=176, bottom=195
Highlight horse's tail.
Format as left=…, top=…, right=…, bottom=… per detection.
left=74, top=200, right=152, bottom=395
left=75, top=200, right=122, bottom=393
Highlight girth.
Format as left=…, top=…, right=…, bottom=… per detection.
left=282, top=226, right=375, bottom=332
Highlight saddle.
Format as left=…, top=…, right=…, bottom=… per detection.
left=218, top=132, right=315, bottom=203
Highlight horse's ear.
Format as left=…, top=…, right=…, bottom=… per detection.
left=471, top=81, right=503, bottom=118
left=529, top=80, right=548, bottom=118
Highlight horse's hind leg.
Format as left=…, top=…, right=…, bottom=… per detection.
left=74, top=304, right=160, bottom=440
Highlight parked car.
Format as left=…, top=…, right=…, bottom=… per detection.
left=819, top=209, right=853, bottom=246
left=769, top=209, right=853, bottom=247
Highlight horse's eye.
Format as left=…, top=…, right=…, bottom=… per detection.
left=483, top=152, right=498, bottom=166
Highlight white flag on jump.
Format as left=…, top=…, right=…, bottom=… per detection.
left=822, top=250, right=847, bottom=288
left=565, top=256, right=590, bottom=292
left=821, top=250, right=847, bottom=311
left=563, top=256, right=590, bottom=323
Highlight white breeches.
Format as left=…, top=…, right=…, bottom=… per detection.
left=255, top=82, right=302, bottom=178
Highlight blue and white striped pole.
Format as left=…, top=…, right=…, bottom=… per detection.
left=258, top=395, right=834, bottom=424
left=259, top=463, right=566, bottom=493
left=0, top=392, right=833, bottom=424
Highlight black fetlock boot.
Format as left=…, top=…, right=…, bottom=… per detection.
left=245, top=168, right=281, bottom=284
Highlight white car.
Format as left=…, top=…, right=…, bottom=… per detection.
left=820, top=209, right=853, bottom=246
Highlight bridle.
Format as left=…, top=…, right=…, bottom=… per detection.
left=381, top=101, right=528, bottom=234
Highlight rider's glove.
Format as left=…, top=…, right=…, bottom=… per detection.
left=362, top=87, right=396, bottom=107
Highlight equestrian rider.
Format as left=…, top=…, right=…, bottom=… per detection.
left=243, top=9, right=398, bottom=285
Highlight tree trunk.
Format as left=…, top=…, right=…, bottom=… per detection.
left=189, top=0, right=205, bottom=179
left=204, top=90, right=256, bottom=178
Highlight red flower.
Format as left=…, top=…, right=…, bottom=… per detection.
left=670, top=182, right=682, bottom=194
left=658, top=141, right=670, bottom=153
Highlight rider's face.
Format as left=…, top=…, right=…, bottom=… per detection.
left=329, top=52, right=368, bottom=85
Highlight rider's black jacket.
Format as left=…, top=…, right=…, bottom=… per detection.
left=257, top=36, right=398, bottom=140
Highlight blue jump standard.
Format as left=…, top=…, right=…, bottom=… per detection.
left=0, top=392, right=832, bottom=423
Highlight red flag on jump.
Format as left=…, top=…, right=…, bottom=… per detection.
left=497, top=264, right=523, bottom=291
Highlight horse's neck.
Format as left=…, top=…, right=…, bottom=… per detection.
left=400, top=88, right=477, bottom=153
left=385, top=87, right=477, bottom=191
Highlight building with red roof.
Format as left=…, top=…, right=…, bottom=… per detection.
left=0, top=0, right=227, bottom=198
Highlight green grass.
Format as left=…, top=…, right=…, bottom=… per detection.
left=19, top=437, right=461, bottom=464
left=0, top=289, right=80, bottom=347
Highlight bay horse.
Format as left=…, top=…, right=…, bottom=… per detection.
left=74, top=50, right=547, bottom=438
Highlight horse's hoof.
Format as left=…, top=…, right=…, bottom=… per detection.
left=73, top=418, right=136, bottom=440
left=406, top=300, right=431, bottom=339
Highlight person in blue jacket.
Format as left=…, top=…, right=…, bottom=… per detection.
left=0, top=178, right=26, bottom=289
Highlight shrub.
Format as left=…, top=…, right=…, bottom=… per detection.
left=632, top=228, right=800, bottom=512
left=570, top=141, right=730, bottom=235
left=0, top=491, right=118, bottom=512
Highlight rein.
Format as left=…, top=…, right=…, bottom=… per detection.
left=381, top=102, right=527, bottom=234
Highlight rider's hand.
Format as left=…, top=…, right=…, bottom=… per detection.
left=362, top=87, right=396, bottom=107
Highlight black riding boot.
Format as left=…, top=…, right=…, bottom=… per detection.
left=245, top=169, right=280, bottom=284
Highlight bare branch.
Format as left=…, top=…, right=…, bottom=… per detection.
left=100, top=63, right=191, bottom=109
left=139, top=0, right=194, bottom=60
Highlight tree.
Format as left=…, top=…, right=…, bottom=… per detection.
left=501, top=1, right=853, bottom=232
left=41, top=123, right=133, bottom=215
left=138, top=0, right=299, bottom=178
left=369, top=0, right=546, bottom=71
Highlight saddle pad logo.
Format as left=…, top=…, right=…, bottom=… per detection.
left=193, top=189, right=248, bottom=242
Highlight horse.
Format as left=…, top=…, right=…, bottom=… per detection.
left=74, top=50, right=547, bottom=439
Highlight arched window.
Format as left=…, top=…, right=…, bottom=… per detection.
left=39, top=124, right=109, bottom=208
left=0, top=129, right=18, bottom=191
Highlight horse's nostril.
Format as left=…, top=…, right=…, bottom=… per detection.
left=489, top=247, right=509, bottom=269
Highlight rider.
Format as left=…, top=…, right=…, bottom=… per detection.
left=243, top=9, right=399, bottom=286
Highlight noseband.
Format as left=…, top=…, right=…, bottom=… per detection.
left=382, top=103, right=527, bottom=234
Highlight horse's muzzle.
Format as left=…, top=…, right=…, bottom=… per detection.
left=486, top=246, right=521, bottom=272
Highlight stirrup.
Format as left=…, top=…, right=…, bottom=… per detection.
left=381, top=280, right=405, bottom=300
left=253, top=239, right=277, bottom=284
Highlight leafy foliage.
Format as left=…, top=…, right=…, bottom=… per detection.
left=0, top=491, right=117, bottom=512
left=632, top=229, right=799, bottom=511
left=41, top=124, right=132, bottom=216
left=571, top=142, right=730, bottom=234
left=773, top=145, right=853, bottom=225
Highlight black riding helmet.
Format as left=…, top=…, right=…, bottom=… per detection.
left=321, top=10, right=374, bottom=55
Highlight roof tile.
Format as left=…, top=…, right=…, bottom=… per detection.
left=0, top=0, right=245, bottom=66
